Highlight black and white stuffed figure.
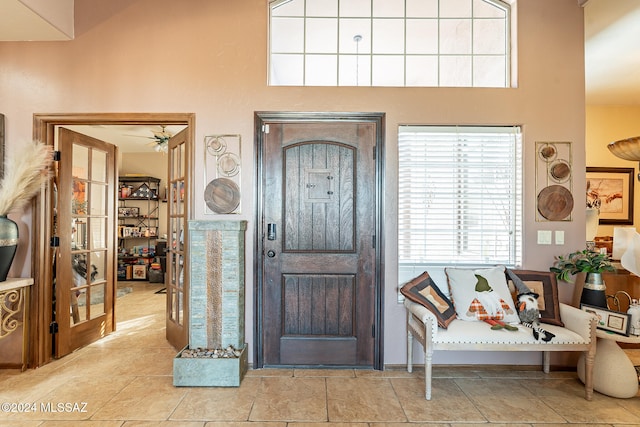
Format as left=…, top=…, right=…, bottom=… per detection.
left=516, top=291, right=555, bottom=342
left=505, top=268, right=555, bottom=342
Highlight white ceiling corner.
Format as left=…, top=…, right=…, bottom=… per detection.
left=0, top=0, right=73, bottom=41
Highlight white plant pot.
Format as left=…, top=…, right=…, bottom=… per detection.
left=586, top=208, right=600, bottom=242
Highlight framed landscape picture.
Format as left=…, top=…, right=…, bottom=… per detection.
left=586, top=167, right=634, bottom=225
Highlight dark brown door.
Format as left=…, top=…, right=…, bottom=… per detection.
left=256, top=113, right=384, bottom=368
left=55, top=128, right=117, bottom=357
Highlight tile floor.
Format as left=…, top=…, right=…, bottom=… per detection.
left=1, top=281, right=640, bottom=426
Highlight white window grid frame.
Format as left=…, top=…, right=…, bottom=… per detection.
left=268, top=0, right=513, bottom=87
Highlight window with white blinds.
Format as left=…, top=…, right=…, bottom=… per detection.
left=398, top=125, right=522, bottom=273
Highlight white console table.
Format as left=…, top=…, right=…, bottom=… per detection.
left=0, top=278, right=34, bottom=370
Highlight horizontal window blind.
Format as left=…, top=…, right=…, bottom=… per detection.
left=398, top=125, right=522, bottom=269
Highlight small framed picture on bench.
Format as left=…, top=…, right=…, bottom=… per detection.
left=581, top=303, right=631, bottom=336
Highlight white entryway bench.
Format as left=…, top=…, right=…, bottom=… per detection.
left=405, top=299, right=597, bottom=401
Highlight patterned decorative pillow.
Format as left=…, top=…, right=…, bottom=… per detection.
left=400, top=271, right=457, bottom=328
left=445, top=265, right=520, bottom=323
left=507, top=269, right=564, bottom=327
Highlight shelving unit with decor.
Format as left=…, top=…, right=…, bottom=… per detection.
left=118, top=176, right=161, bottom=280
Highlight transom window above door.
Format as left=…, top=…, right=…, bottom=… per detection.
left=269, top=0, right=513, bottom=87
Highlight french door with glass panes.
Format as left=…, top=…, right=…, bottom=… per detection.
left=55, top=128, right=117, bottom=357
left=166, top=129, right=189, bottom=350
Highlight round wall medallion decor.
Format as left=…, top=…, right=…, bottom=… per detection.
left=217, top=153, right=241, bottom=177
left=206, top=136, right=227, bottom=156
left=204, top=178, right=240, bottom=214
left=538, top=143, right=557, bottom=162
left=537, top=185, right=574, bottom=221
left=549, top=159, right=571, bottom=183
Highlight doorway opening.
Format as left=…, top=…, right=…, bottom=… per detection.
left=32, top=113, right=194, bottom=368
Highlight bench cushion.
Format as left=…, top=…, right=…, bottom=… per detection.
left=432, top=318, right=588, bottom=345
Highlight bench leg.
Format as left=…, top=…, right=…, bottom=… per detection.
left=407, top=328, right=413, bottom=373
left=583, top=349, right=595, bottom=401
left=543, top=351, right=550, bottom=374
left=425, top=347, right=433, bottom=400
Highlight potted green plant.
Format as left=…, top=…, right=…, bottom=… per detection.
left=551, top=249, right=615, bottom=282
left=551, top=249, right=615, bottom=308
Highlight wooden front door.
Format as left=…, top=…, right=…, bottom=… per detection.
left=166, top=129, right=189, bottom=350
left=256, top=113, right=384, bottom=368
left=55, top=128, right=117, bottom=357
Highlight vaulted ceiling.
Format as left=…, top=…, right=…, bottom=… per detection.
left=0, top=0, right=637, bottom=108
left=584, top=0, right=640, bottom=105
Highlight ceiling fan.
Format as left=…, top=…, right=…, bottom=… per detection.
left=125, top=125, right=173, bottom=152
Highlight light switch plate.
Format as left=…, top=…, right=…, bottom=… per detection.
left=555, top=230, right=565, bottom=245
left=537, top=230, right=552, bottom=245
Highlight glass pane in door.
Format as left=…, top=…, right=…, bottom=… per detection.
left=73, top=179, right=87, bottom=215
left=73, top=144, right=89, bottom=180
left=91, top=149, right=107, bottom=182
left=90, top=250, right=106, bottom=283
left=71, top=253, right=88, bottom=325
left=89, top=282, right=106, bottom=320
left=72, top=219, right=87, bottom=249
left=90, top=182, right=107, bottom=216
left=89, top=217, right=107, bottom=250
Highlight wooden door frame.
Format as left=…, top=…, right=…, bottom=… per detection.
left=31, top=112, right=195, bottom=368
left=254, top=111, right=385, bottom=370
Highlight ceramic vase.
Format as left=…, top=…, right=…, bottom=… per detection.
left=581, top=272, right=608, bottom=308
left=0, top=215, right=18, bottom=281
left=585, top=208, right=600, bottom=242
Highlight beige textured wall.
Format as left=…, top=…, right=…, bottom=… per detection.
left=0, top=0, right=586, bottom=365
left=586, top=105, right=640, bottom=237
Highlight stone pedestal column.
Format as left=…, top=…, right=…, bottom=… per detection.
left=189, top=220, right=246, bottom=349
left=173, top=220, right=248, bottom=386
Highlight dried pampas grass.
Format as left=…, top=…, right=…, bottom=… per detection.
left=0, top=141, right=54, bottom=216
